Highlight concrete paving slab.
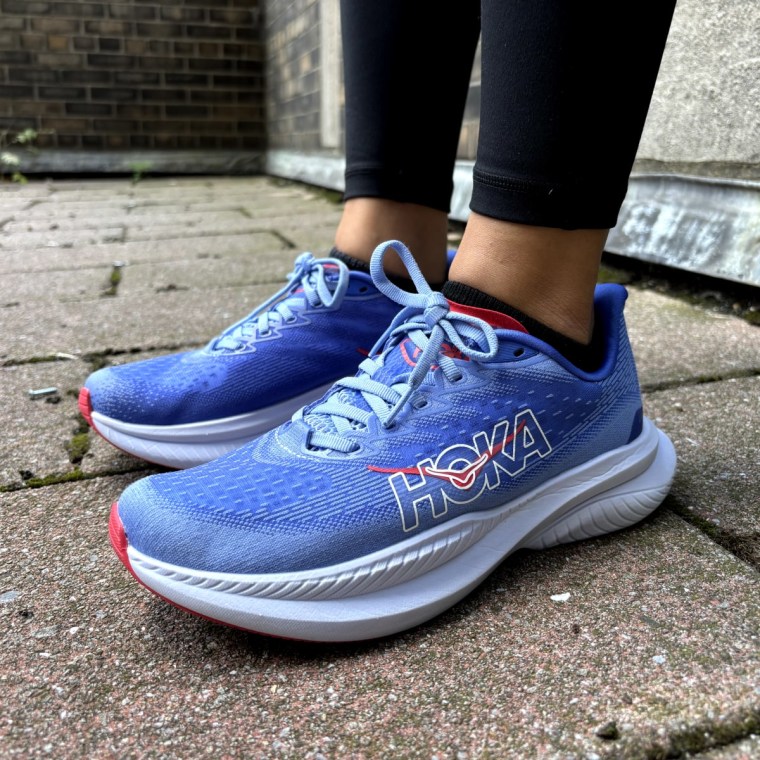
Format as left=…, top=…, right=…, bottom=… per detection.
left=0, top=359, right=157, bottom=490
left=116, top=256, right=290, bottom=297
left=0, top=361, right=87, bottom=488
left=1, top=178, right=339, bottom=254
left=0, top=198, right=43, bottom=219
left=2, top=210, right=252, bottom=235
left=1, top=283, right=275, bottom=363
left=644, top=376, right=760, bottom=566
left=696, top=735, right=760, bottom=759
left=117, top=211, right=342, bottom=245
left=625, top=289, right=760, bottom=389
left=15, top=194, right=330, bottom=220
left=0, top=182, right=54, bottom=200
left=1, top=242, right=292, bottom=305
left=0, top=233, right=289, bottom=275
left=0, top=227, right=127, bottom=251
left=36, top=176, right=311, bottom=203
left=2, top=267, right=115, bottom=305
left=1, top=478, right=757, bottom=758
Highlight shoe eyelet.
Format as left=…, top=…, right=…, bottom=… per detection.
left=513, top=348, right=525, bottom=358
left=451, top=374, right=464, bottom=384
left=358, top=286, right=369, bottom=293
left=259, top=329, right=271, bottom=338
left=285, top=316, right=297, bottom=324
left=413, top=397, right=430, bottom=409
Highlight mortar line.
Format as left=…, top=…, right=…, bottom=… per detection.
left=641, top=366, right=760, bottom=394
left=0, top=465, right=157, bottom=494
left=667, top=498, right=759, bottom=572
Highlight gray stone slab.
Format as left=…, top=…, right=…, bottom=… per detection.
left=36, top=176, right=304, bottom=203
left=1, top=284, right=276, bottom=363
left=0, top=361, right=87, bottom=488
left=624, top=289, right=760, bottom=389
left=0, top=181, right=54, bottom=200
left=0, top=479, right=757, bottom=758
left=2, top=267, right=114, bottom=305
left=124, top=217, right=292, bottom=243
left=0, top=227, right=127, bottom=250
left=0, top=197, right=43, bottom=219
left=1, top=176, right=334, bottom=236
left=695, top=735, right=760, bottom=759
left=116, top=256, right=290, bottom=298
left=0, top=359, right=156, bottom=489
left=644, top=376, right=760, bottom=565
left=234, top=208, right=344, bottom=233
left=3, top=210, right=251, bottom=235
left=0, top=233, right=288, bottom=275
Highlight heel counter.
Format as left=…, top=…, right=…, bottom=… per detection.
left=616, top=309, right=644, bottom=443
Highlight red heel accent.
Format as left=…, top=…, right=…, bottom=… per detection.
left=78, top=387, right=94, bottom=427
left=109, top=503, right=133, bottom=572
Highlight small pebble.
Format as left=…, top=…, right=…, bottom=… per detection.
left=594, top=721, right=620, bottom=740
left=652, top=654, right=666, bottom=665
left=550, top=592, right=571, bottom=602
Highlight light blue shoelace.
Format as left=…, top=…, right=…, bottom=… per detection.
left=213, top=253, right=350, bottom=350
left=297, top=240, right=500, bottom=454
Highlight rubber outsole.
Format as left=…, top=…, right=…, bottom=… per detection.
left=110, top=418, right=676, bottom=642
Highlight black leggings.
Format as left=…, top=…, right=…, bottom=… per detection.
left=341, top=0, right=677, bottom=230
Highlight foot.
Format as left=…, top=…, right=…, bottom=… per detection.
left=109, top=240, right=676, bottom=642
left=80, top=251, right=405, bottom=468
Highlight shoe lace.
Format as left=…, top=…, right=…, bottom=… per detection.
left=212, top=253, right=349, bottom=350
left=297, top=240, right=500, bottom=454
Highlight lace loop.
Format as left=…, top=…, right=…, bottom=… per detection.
left=212, top=253, right=349, bottom=351
left=301, top=240, right=500, bottom=450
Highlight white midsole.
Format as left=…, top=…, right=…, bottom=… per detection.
left=127, top=418, right=676, bottom=641
left=91, top=381, right=335, bottom=468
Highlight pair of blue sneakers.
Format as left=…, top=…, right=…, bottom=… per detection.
left=82, top=241, right=676, bottom=642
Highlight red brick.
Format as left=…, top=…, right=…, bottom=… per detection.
left=47, top=35, right=71, bottom=52
left=30, top=18, right=80, bottom=34
left=1, top=0, right=265, bottom=153
left=38, top=53, right=83, bottom=66
left=2, top=1, right=51, bottom=13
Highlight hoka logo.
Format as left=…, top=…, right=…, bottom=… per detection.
left=368, top=409, right=552, bottom=532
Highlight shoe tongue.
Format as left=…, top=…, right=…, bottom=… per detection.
left=303, top=338, right=412, bottom=439
left=303, top=330, right=475, bottom=442
left=372, top=337, right=419, bottom=384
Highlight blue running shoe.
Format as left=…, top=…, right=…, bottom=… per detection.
left=110, top=240, right=676, bottom=642
left=80, top=252, right=404, bottom=468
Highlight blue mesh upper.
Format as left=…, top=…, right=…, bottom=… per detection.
left=117, top=279, right=644, bottom=575
left=85, top=257, right=401, bottom=425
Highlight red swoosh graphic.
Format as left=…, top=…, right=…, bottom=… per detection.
left=368, top=420, right=527, bottom=489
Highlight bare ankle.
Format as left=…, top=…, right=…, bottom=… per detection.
left=334, top=198, right=448, bottom=283
left=449, top=212, right=607, bottom=344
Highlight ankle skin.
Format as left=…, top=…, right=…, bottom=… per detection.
left=449, top=212, right=608, bottom=344
left=334, top=197, right=449, bottom=283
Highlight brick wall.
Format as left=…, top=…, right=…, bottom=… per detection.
left=0, top=0, right=265, bottom=152
left=264, top=0, right=322, bottom=151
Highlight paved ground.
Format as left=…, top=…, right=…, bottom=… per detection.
left=1, top=177, right=758, bottom=759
